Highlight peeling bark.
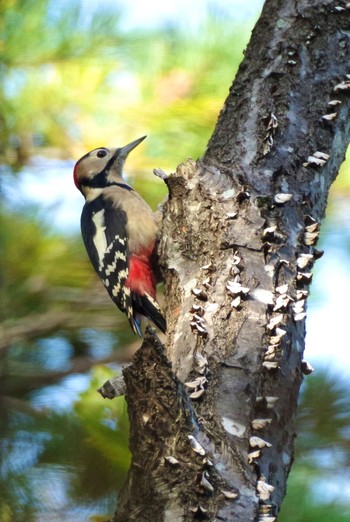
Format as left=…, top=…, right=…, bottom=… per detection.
left=113, top=1, right=350, bottom=521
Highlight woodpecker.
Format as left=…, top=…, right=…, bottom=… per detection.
left=73, top=136, right=166, bottom=336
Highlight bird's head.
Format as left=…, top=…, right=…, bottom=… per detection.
left=73, top=136, right=146, bottom=194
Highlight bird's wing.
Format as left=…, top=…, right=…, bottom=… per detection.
left=81, top=196, right=141, bottom=335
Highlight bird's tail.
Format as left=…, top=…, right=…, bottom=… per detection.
left=132, top=292, right=166, bottom=334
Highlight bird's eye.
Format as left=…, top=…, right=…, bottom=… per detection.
left=97, top=150, right=107, bottom=158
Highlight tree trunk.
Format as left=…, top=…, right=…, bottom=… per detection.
left=113, top=1, right=350, bottom=520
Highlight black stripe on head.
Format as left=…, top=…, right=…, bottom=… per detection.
left=84, top=172, right=134, bottom=191
left=83, top=148, right=124, bottom=188
left=77, top=147, right=134, bottom=190
left=84, top=170, right=108, bottom=188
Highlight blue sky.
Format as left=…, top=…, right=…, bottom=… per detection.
left=101, top=0, right=264, bottom=30
left=78, top=0, right=264, bottom=29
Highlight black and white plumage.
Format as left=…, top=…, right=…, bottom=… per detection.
left=73, top=136, right=166, bottom=336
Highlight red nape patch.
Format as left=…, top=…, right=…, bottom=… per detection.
left=126, top=255, right=156, bottom=298
left=73, top=164, right=80, bottom=189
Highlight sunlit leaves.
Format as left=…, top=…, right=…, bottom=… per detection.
left=0, top=0, right=255, bottom=167
left=0, top=0, right=124, bottom=166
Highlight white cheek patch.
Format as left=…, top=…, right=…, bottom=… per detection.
left=92, top=209, right=107, bottom=270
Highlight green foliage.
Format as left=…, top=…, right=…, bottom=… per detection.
left=119, top=19, right=251, bottom=168
left=296, top=373, right=350, bottom=452
left=280, top=468, right=350, bottom=522
left=0, top=368, right=130, bottom=520
left=74, top=366, right=131, bottom=477
left=280, top=372, right=350, bottom=521
left=0, top=0, right=253, bottom=168
left=0, top=0, right=124, bottom=165
left=0, top=206, right=90, bottom=321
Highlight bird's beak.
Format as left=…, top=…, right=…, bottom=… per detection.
left=119, top=136, right=147, bottom=159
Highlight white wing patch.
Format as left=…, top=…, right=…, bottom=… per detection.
left=92, top=209, right=107, bottom=271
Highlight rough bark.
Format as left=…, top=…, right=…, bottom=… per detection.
left=114, top=1, right=350, bottom=521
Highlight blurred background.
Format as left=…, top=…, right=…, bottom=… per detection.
left=0, top=1, right=349, bottom=521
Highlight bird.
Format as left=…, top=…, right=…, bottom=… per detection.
left=73, top=136, right=166, bottom=336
